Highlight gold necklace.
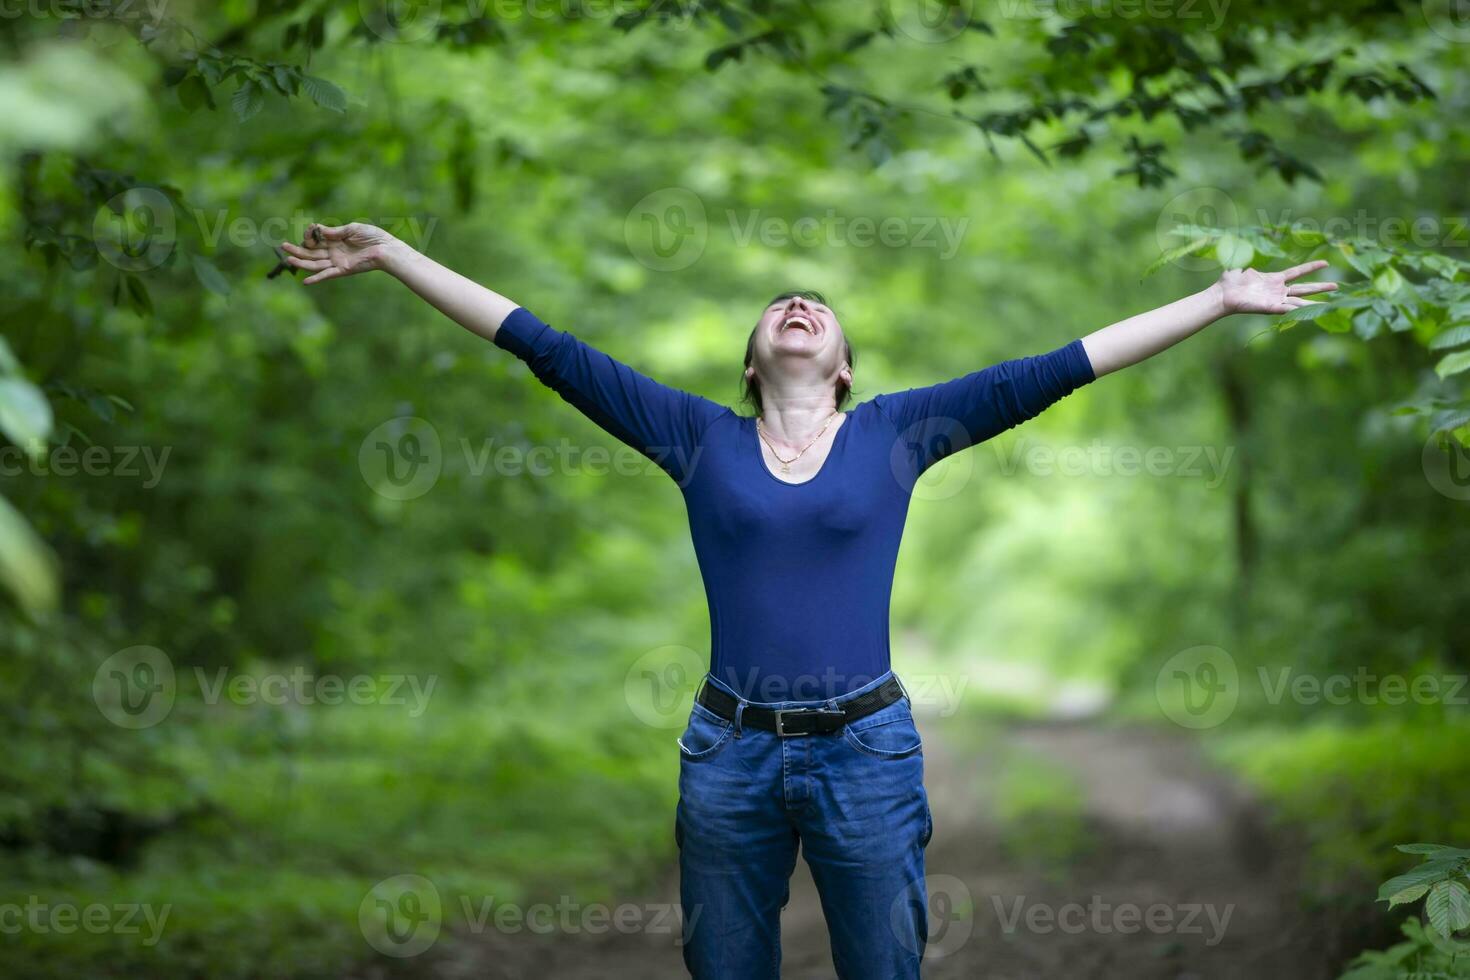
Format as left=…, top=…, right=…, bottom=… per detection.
left=757, top=412, right=839, bottom=475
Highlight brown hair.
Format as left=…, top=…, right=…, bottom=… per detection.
left=741, top=290, right=855, bottom=415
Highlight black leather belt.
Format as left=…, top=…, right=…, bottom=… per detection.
left=696, top=676, right=908, bottom=737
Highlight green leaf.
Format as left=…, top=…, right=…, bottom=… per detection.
left=1379, top=858, right=1468, bottom=905
left=190, top=254, right=231, bottom=297
left=1279, top=302, right=1332, bottom=322
left=1241, top=230, right=1285, bottom=258
left=1429, top=408, right=1470, bottom=434
left=1427, top=880, right=1470, bottom=936
left=1143, top=237, right=1210, bottom=277
left=231, top=80, right=264, bottom=122
left=0, top=378, right=53, bottom=452
left=1429, top=324, right=1470, bottom=350
left=1336, top=242, right=1375, bottom=278
left=1283, top=225, right=1327, bottom=249
left=1374, top=265, right=1405, bottom=297
left=0, top=336, right=20, bottom=375
left=1435, top=350, right=1470, bottom=379
left=302, top=75, right=348, bottom=113
left=1398, top=844, right=1470, bottom=856
left=1214, top=233, right=1254, bottom=269
left=177, top=75, right=212, bottom=112
left=0, top=493, right=58, bottom=617
left=84, top=392, right=114, bottom=423
left=124, top=274, right=153, bottom=316
left=1386, top=883, right=1431, bottom=909
left=1352, top=309, right=1383, bottom=339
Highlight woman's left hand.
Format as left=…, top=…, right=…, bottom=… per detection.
left=1217, top=259, right=1338, bottom=316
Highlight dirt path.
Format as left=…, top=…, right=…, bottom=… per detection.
left=418, top=713, right=1327, bottom=979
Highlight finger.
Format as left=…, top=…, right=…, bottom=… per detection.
left=282, top=242, right=328, bottom=260
left=307, top=223, right=352, bottom=242
left=1281, top=259, right=1330, bottom=280
left=1283, top=297, right=1321, bottom=310
left=303, top=267, right=347, bottom=285
left=1288, top=281, right=1338, bottom=296
left=286, top=255, right=333, bottom=271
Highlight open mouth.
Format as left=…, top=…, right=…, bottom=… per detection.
left=780, top=313, right=817, bottom=335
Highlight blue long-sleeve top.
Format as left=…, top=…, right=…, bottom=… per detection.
left=494, top=307, right=1095, bottom=701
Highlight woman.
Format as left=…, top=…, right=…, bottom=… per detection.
left=282, top=223, right=1334, bottom=978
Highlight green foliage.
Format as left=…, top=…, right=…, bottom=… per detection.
left=1150, top=220, right=1470, bottom=443
left=0, top=3, right=1466, bottom=977
left=1339, top=918, right=1470, bottom=980
left=617, top=0, right=1437, bottom=185
left=1215, top=725, right=1470, bottom=890
left=1334, top=846, right=1470, bottom=979
left=991, top=750, right=1092, bottom=871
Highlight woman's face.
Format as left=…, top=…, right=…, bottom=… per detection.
left=747, top=294, right=851, bottom=393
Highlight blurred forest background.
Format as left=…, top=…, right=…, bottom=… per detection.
left=1, top=1, right=1468, bottom=977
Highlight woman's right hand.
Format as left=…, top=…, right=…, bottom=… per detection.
left=281, top=222, right=403, bottom=285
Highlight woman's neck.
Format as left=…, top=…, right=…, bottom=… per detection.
left=759, top=392, right=840, bottom=448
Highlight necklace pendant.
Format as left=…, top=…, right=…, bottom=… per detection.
left=780, top=462, right=790, bottom=474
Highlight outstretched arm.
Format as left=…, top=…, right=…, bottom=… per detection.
left=282, top=222, right=518, bottom=342
left=282, top=223, right=726, bottom=485
left=1081, top=261, right=1337, bottom=377
left=873, top=261, right=1339, bottom=476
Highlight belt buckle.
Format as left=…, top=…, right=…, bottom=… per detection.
left=774, top=707, right=843, bottom=737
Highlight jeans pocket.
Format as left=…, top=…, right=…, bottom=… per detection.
left=677, top=704, right=734, bottom=761
left=842, top=712, right=924, bottom=760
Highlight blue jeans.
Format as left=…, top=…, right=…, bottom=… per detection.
left=675, top=671, right=932, bottom=979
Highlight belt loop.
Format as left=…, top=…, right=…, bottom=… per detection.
left=734, top=699, right=747, bottom=738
